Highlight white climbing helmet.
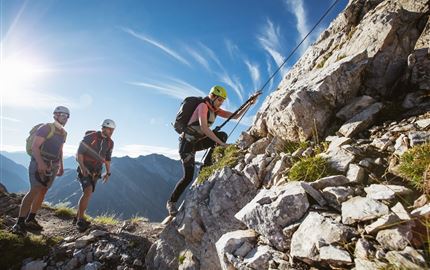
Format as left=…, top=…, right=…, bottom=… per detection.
left=101, top=119, right=116, bottom=129
left=53, top=106, right=70, bottom=115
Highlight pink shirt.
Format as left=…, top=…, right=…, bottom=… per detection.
left=187, top=102, right=229, bottom=125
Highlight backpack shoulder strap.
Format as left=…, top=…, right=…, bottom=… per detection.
left=46, top=123, right=56, bottom=140
left=91, top=131, right=99, bottom=146
left=107, top=138, right=113, bottom=150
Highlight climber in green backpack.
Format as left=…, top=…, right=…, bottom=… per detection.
left=11, top=106, right=70, bottom=235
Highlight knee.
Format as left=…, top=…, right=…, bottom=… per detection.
left=182, top=153, right=195, bottom=167
left=39, top=187, right=48, bottom=195
left=29, top=186, right=43, bottom=196
left=83, top=187, right=92, bottom=197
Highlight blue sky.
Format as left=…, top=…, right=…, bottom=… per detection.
left=0, top=0, right=347, bottom=159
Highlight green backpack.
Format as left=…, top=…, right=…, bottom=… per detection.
left=26, top=123, right=56, bottom=156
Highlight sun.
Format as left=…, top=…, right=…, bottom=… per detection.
left=0, top=56, right=49, bottom=93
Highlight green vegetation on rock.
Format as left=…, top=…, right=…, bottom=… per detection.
left=398, top=143, right=430, bottom=192
left=0, top=230, right=62, bottom=269
left=288, top=155, right=332, bottom=182
left=197, top=145, right=241, bottom=184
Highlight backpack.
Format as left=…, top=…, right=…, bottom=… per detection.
left=80, top=131, right=113, bottom=166
left=84, top=130, right=113, bottom=150
left=26, top=123, right=56, bottom=156
left=173, top=96, right=206, bottom=134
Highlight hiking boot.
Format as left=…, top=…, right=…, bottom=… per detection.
left=76, top=219, right=91, bottom=232
left=166, top=201, right=178, bottom=216
left=11, top=223, right=26, bottom=236
left=25, top=218, right=43, bottom=231
left=74, top=216, right=91, bottom=226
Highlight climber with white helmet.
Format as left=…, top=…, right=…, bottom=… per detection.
left=166, top=86, right=258, bottom=217
left=75, top=119, right=116, bottom=231
left=12, top=106, right=70, bottom=235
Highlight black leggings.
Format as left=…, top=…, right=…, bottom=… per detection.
left=168, top=131, right=227, bottom=203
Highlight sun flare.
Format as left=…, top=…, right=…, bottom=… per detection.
left=0, top=56, right=49, bottom=93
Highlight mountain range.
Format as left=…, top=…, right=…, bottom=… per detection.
left=0, top=152, right=188, bottom=221
left=0, top=154, right=29, bottom=193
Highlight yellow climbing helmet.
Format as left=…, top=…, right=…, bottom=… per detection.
left=209, top=85, right=227, bottom=99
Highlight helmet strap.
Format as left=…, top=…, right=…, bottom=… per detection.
left=209, top=96, right=217, bottom=107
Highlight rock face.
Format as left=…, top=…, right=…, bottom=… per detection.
left=341, top=196, right=389, bottom=224
left=146, top=167, right=258, bottom=270
left=290, top=212, right=356, bottom=265
left=248, top=0, right=429, bottom=141
left=145, top=0, right=430, bottom=269
left=234, top=182, right=310, bottom=251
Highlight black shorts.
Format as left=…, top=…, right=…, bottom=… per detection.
left=77, top=167, right=101, bottom=192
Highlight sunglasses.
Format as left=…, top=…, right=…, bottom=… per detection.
left=57, top=112, right=70, bottom=118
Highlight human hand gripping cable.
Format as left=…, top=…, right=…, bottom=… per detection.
left=102, top=160, right=111, bottom=183
left=102, top=173, right=110, bottom=183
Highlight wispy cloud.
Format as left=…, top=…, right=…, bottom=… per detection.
left=182, top=42, right=246, bottom=102
left=244, top=60, right=260, bottom=90
left=218, top=73, right=244, bottom=102
left=258, top=19, right=286, bottom=75
left=225, top=39, right=240, bottom=60
left=121, top=27, right=191, bottom=66
left=127, top=78, right=205, bottom=100
left=1, top=89, right=70, bottom=109
left=0, top=116, right=21, bottom=122
left=284, top=0, right=311, bottom=54
left=1, top=89, right=93, bottom=111
left=199, top=43, right=224, bottom=71
left=185, top=46, right=210, bottom=71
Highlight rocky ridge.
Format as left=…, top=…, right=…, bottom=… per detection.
left=146, top=0, right=430, bottom=269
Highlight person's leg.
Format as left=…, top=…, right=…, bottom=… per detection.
left=167, top=138, right=195, bottom=215
left=16, top=159, right=44, bottom=222
left=194, top=131, right=228, bottom=167
left=23, top=186, right=48, bottom=230
left=77, top=185, right=93, bottom=220
left=18, top=186, right=42, bottom=221
left=168, top=163, right=195, bottom=203
left=27, top=163, right=58, bottom=220
left=76, top=184, right=92, bottom=231
left=28, top=186, right=48, bottom=217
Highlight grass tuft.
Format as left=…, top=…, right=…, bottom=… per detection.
left=398, top=143, right=430, bottom=192
left=129, top=215, right=147, bottom=223
left=288, top=155, right=332, bottom=182
left=0, top=229, right=62, bottom=269
left=93, top=213, right=120, bottom=225
left=285, top=140, right=309, bottom=154
left=197, top=145, right=241, bottom=184
left=53, top=202, right=76, bottom=218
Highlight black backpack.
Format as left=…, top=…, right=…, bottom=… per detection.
left=173, top=96, right=207, bottom=134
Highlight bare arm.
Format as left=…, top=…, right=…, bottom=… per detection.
left=199, top=106, right=227, bottom=146
left=102, top=161, right=111, bottom=183
left=105, top=161, right=111, bottom=174
left=220, top=103, right=252, bottom=120
left=218, top=94, right=259, bottom=119
left=57, top=148, right=64, bottom=176
left=77, top=146, right=89, bottom=177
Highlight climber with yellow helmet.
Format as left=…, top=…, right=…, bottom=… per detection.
left=166, top=86, right=258, bottom=216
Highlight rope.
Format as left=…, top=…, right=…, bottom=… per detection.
left=199, top=0, right=342, bottom=163
left=220, top=0, right=342, bottom=138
